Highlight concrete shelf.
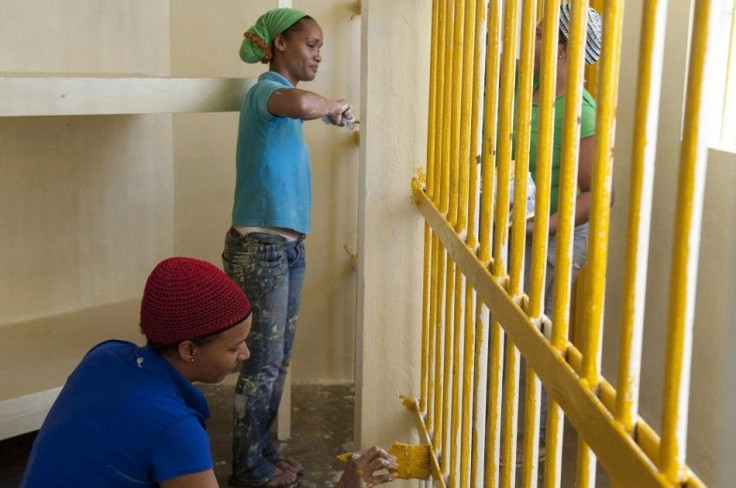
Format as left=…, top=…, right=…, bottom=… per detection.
left=0, top=75, right=256, bottom=117
left=0, top=300, right=143, bottom=440
left=0, top=74, right=256, bottom=441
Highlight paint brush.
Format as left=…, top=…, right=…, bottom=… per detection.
left=337, top=441, right=432, bottom=480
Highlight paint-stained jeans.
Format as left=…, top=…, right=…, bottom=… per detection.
left=222, top=230, right=306, bottom=485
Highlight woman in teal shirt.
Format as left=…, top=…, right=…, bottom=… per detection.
left=223, top=8, right=354, bottom=488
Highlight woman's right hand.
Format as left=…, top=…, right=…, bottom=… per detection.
left=336, top=446, right=398, bottom=488
left=326, top=99, right=354, bottom=126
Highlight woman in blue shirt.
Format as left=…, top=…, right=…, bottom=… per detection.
left=21, top=258, right=396, bottom=488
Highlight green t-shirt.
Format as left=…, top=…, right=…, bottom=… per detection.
left=512, top=76, right=597, bottom=215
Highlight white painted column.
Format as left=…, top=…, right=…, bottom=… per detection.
left=354, top=1, right=431, bottom=483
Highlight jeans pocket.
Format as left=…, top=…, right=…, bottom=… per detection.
left=249, top=244, right=286, bottom=299
left=222, top=252, right=248, bottom=291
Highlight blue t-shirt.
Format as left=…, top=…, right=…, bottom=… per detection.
left=232, top=71, right=312, bottom=234
left=21, top=341, right=212, bottom=488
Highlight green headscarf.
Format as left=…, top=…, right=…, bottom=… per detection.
left=239, top=8, right=309, bottom=64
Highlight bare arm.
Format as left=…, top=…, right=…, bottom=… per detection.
left=159, top=469, right=219, bottom=488
left=267, top=88, right=353, bottom=125
left=528, top=135, right=604, bottom=236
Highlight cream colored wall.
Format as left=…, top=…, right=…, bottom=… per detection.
left=602, top=1, right=736, bottom=484
left=1, top=0, right=359, bottom=380
left=0, top=1, right=173, bottom=325
left=354, top=2, right=429, bottom=481
left=169, top=0, right=361, bottom=383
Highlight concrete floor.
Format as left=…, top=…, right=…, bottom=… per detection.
left=0, top=383, right=355, bottom=487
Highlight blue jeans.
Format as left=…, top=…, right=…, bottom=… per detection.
left=222, top=230, right=306, bottom=485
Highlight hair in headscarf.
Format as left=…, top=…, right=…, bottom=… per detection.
left=239, top=8, right=310, bottom=64
left=558, top=3, right=603, bottom=65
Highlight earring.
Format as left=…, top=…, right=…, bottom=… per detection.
left=189, top=357, right=195, bottom=363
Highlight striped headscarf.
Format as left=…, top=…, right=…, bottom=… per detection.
left=558, top=3, right=603, bottom=65
left=239, top=8, right=309, bottom=64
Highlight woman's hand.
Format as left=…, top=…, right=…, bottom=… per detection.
left=336, top=446, right=398, bottom=488
left=267, top=88, right=353, bottom=124
left=326, top=99, right=354, bottom=126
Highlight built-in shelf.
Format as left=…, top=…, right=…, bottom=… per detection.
left=0, top=75, right=256, bottom=117
left=0, top=74, right=256, bottom=441
left=0, top=300, right=143, bottom=440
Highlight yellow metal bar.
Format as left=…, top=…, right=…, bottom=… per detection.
left=463, top=295, right=477, bottom=482
left=551, top=0, right=588, bottom=350
left=520, top=365, right=542, bottom=486
left=575, top=437, right=596, bottom=487
left=414, top=190, right=670, bottom=487
left=448, top=0, right=465, bottom=227
left=426, top=232, right=440, bottom=424
left=402, top=397, right=447, bottom=488
left=485, top=319, right=505, bottom=488
left=439, top=0, right=454, bottom=215
left=660, top=0, right=713, bottom=482
left=459, top=284, right=476, bottom=487
left=431, top=0, right=451, bottom=451
left=549, top=7, right=589, bottom=451
left=456, top=0, right=476, bottom=234
left=542, top=398, right=565, bottom=488
left=440, top=259, right=456, bottom=476
left=431, top=242, right=446, bottom=451
left=425, top=0, right=440, bottom=199
left=479, top=0, right=502, bottom=264
left=449, top=269, right=464, bottom=484
left=565, top=343, right=706, bottom=488
left=500, top=340, right=521, bottom=487
left=581, top=0, right=623, bottom=389
left=493, top=0, right=521, bottom=280
left=615, top=0, right=667, bottom=434
left=471, top=301, right=489, bottom=486
left=420, top=223, right=431, bottom=413
left=432, top=0, right=447, bottom=207
left=509, top=0, right=537, bottom=297
left=528, top=0, right=560, bottom=318
left=465, top=0, right=486, bottom=251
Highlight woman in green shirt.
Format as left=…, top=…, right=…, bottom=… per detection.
left=522, top=3, right=613, bottom=318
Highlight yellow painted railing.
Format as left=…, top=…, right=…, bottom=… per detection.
left=409, top=0, right=713, bottom=486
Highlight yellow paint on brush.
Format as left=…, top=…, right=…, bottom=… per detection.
left=337, top=442, right=432, bottom=480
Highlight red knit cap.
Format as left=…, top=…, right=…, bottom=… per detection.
left=140, top=257, right=251, bottom=345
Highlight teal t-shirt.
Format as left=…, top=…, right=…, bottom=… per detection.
left=232, top=71, right=312, bottom=234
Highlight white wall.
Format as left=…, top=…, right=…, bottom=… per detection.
left=354, top=3, right=430, bottom=485
left=602, top=1, right=736, bottom=484
left=0, top=1, right=173, bottom=325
